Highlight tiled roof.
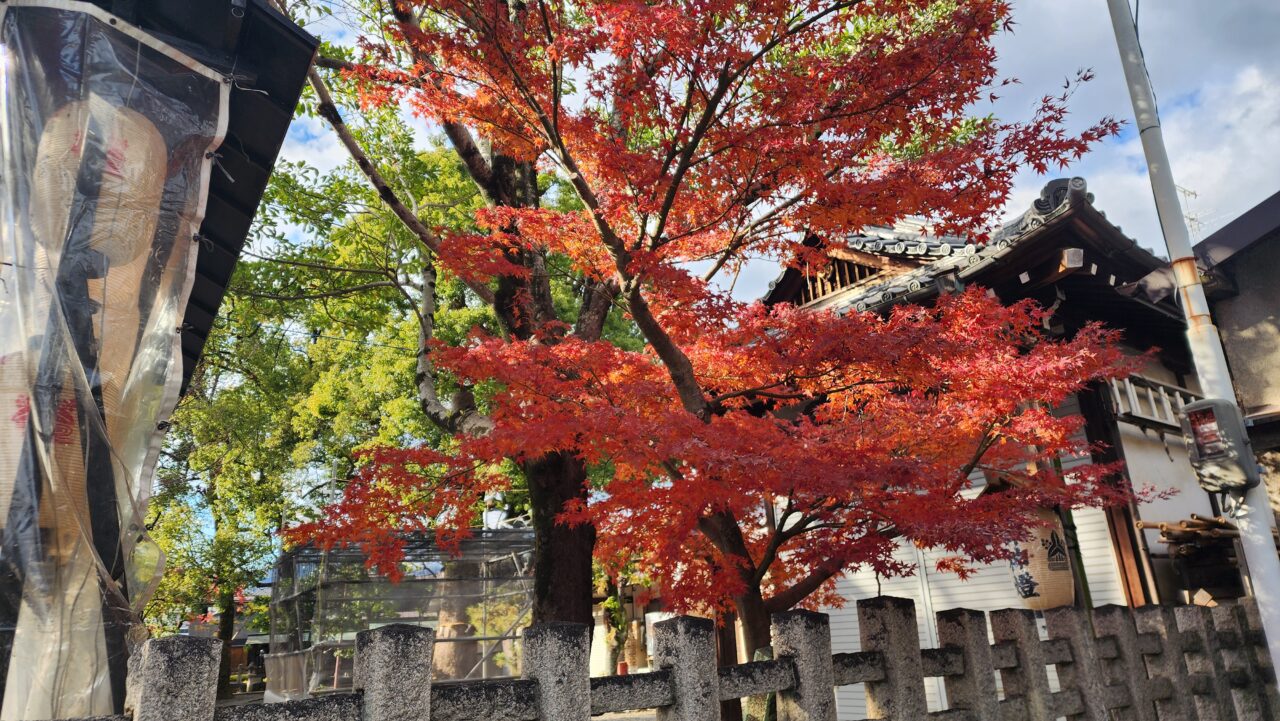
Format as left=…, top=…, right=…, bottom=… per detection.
left=770, top=177, right=1113, bottom=313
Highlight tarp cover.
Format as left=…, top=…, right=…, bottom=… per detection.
left=0, top=3, right=226, bottom=717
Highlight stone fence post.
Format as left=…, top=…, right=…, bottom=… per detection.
left=772, top=610, right=836, bottom=721
left=935, top=608, right=999, bottom=721
left=131, top=636, right=220, bottom=721
left=355, top=623, right=434, bottom=721
left=95, top=596, right=1280, bottom=721
left=857, top=597, right=925, bottom=720
left=523, top=622, right=592, bottom=721
left=652, top=615, right=718, bottom=721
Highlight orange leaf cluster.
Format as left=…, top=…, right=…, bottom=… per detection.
left=295, top=0, right=1128, bottom=612
left=294, top=289, right=1138, bottom=609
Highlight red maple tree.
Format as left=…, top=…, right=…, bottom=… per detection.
left=289, top=0, right=1126, bottom=644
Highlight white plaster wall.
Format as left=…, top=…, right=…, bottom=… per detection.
left=1120, top=425, right=1214, bottom=555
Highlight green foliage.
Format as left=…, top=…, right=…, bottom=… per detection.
left=146, top=312, right=308, bottom=634
left=149, top=66, right=643, bottom=629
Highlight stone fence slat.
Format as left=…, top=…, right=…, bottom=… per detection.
left=715, top=659, right=795, bottom=702
left=830, top=651, right=884, bottom=686
left=592, top=670, right=675, bottom=714
left=51, top=596, right=1280, bottom=721
left=431, top=681, right=539, bottom=721
left=215, top=694, right=362, bottom=721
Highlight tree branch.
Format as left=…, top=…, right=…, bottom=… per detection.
left=571, top=278, right=620, bottom=342
left=416, top=254, right=494, bottom=436
left=764, top=558, right=844, bottom=613
left=300, top=53, right=496, bottom=304
left=234, top=280, right=400, bottom=301
left=389, top=3, right=499, bottom=200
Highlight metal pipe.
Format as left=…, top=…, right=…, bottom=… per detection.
left=1107, top=0, right=1280, bottom=673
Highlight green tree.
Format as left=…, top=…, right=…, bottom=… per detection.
left=146, top=310, right=309, bottom=695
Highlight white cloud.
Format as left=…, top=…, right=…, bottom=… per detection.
left=283, top=2, right=1280, bottom=301
left=730, top=1, right=1280, bottom=299
left=278, top=114, right=348, bottom=175
left=992, top=0, right=1280, bottom=250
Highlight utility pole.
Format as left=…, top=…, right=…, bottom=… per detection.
left=1106, top=0, right=1280, bottom=672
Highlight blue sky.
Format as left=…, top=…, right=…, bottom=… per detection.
left=277, top=0, right=1280, bottom=300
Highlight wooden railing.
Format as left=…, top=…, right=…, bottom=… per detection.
left=1109, top=375, right=1202, bottom=431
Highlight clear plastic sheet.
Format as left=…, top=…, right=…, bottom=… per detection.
left=0, top=3, right=227, bottom=717
left=266, top=531, right=535, bottom=701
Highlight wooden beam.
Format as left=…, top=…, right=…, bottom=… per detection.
left=1077, top=385, right=1160, bottom=607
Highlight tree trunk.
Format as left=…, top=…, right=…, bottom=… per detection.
left=735, top=588, right=772, bottom=663
left=215, top=590, right=237, bottom=698
left=524, top=451, right=596, bottom=626
left=435, top=561, right=481, bottom=680
left=736, top=590, right=775, bottom=721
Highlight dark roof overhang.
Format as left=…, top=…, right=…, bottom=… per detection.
left=85, top=0, right=318, bottom=393
left=762, top=178, right=1191, bottom=369
left=1122, top=188, right=1280, bottom=303
left=1196, top=189, right=1280, bottom=269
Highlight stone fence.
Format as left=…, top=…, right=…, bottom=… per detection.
left=58, top=595, right=1278, bottom=721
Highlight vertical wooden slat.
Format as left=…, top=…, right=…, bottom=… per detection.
left=1159, top=386, right=1176, bottom=425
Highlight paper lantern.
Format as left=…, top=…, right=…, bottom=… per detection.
left=1008, top=508, right=1076, bottom=611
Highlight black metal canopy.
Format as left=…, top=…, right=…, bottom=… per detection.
left=85, top=0, right=318, bottom=392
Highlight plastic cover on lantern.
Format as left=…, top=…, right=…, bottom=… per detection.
left=0, top=3, right=227, bottom=718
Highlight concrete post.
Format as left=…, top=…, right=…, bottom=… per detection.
left=990, top=608, right=1055, bottom=721
left=652, top=616, right=719, bottom=721
left=935, top=608, right=999, bottom=721
left=523, top=623, right=591, bottom=721
left=1213, top=602, right=1274, bottom=721
left=771, top=610, right=836, bottom=721
left=1132, top=605, right=1196, bottom=721
left=355, top=623, right=434, bottom=721
left=131, top=636, right=220, bottom=721
left=1175, top=605, right=1236, bottom=721
left=857, top=597, right=924, bottom=720
left=1092, top=605, right=1160, bottom=721
left=1237, top=596, right=1280, bottom=710
left=1044, top=607, right=1112, bottom=721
